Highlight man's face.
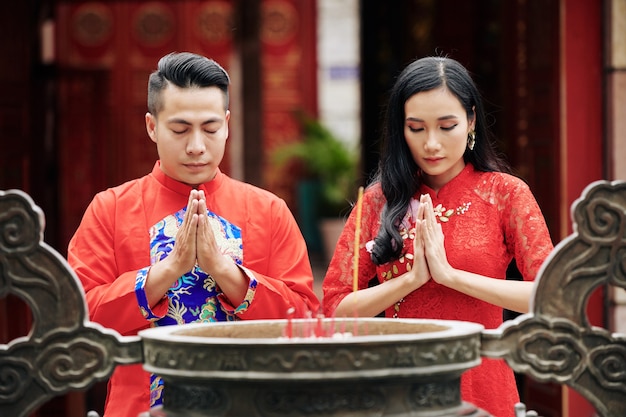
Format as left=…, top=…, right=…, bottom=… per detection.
left=145, top=85, right=230, bottom=187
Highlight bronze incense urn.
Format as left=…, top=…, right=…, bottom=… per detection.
left=139, top=318, right=488, bottom=416
left=2, top=179, right=626, bottom=417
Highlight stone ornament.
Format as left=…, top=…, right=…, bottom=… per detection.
left=482, top=180, right=626, bottom=417
left=1, top=179, right=625, bottom=416
left=0, top=190, right=143, bottom=417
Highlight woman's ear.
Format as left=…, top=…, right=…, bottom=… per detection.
left=469, top=106, right=476, bottom=131
left=146, top=112, right=157, bottom=143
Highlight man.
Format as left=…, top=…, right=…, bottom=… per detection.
left=68, top=52, right=319, bottom=417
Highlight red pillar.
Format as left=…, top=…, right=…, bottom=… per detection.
left=560, top=0, right=604, bottom=415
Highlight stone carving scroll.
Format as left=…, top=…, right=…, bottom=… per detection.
left=481, top=180, right=626, bottom=417
left=0, top=189, right=143, bottom=417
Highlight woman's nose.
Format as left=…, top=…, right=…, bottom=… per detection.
left=424, top=131, right=441, bottom=151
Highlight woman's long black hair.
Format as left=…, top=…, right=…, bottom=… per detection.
left=370, top=56, right=511, bottom=265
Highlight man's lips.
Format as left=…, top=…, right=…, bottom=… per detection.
left=183, top=162, right=209, bottom=170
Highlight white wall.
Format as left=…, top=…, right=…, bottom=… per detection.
left=316, top=0, right=361, bottom=152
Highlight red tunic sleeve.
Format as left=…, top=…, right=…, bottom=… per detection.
left=220, top=195, right=320, bottom=319
left=68, top=188, right=163, bottom=335
left=494, top=176, right=554, bottom=281
left=322, top=184, right=385, bottom=316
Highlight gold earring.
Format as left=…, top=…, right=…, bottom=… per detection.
left=468, top=131, right=476, bottom=151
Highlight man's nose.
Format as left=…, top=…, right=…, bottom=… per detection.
left=186, top=131, right=206, bottom=154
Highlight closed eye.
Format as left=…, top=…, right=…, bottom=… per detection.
left=441, top=124, right=458, bottom=131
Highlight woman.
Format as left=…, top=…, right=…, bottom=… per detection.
left=322, top=56, right=554, bottom=417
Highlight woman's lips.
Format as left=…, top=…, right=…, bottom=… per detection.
left=423, top=157, right=444, bottom=164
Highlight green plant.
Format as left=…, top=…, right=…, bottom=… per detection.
left=272, top=114, right=358, bottom=217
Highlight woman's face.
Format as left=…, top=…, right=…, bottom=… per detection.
left=403, top=87, right=475, bottom=191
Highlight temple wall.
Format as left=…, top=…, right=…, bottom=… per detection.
left=317, top=0, right=360, bottom=150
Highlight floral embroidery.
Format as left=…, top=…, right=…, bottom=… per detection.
left=433, top=202, right=471, bottom=223
left=397, top=226, right=414, bottom=269
left=364, top=199, right=472, bottom=318
left=366, top=200, right=472, bottom=256
left=393, top=298, right=405, bottom=318
left=136, top=206, right=254, bottom=410
left=380, top=269, right=393, bottom=280
left=199, top=299, right=219, bottom=322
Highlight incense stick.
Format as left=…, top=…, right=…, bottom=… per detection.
left=352, top=186, right=364, bottom=293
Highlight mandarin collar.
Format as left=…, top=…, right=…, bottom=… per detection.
left=151, top=161, right=224, bottom=196
left=421, top=163, right=476, bottom=197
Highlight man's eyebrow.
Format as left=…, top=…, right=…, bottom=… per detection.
left=167, top=118, right=222, bottom=125
left=167, top=118, right=191, bottom=125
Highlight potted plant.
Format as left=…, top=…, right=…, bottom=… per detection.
left=272, top=113, right=359, bottom=261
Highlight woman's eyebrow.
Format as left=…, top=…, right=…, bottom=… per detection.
left=405, top=115, right=459, bottom=122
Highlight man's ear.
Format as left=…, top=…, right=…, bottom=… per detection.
left=224, top=110, right=230, bottom=139
left=146, top=112, right=157, bottom=143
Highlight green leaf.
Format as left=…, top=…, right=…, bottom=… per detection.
left=271, top=113, right=359, bottom=216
